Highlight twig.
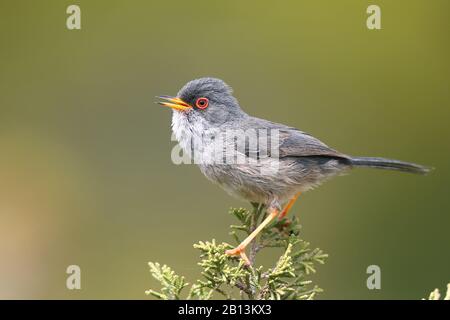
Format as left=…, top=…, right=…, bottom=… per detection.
left=215, top=287, right=231, bottom=300
left=235, top=281, right=254, bottom=299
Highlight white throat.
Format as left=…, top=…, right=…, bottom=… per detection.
left=171, top=110, right=208, bottom=155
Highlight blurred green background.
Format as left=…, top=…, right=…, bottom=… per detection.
left=0, top=0, right=449, bottom=299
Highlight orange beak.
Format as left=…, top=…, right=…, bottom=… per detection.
left=157, top=96, right=192, bottom=111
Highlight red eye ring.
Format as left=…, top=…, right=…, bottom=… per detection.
left=195, top=97, right=209, bottom=109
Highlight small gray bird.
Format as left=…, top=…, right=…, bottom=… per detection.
left=158, top=77, right=429, bottom=264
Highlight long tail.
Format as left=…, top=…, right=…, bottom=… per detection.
left=350, top=156, right=431, bottom=175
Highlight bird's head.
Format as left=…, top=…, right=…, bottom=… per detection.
left=157, top=78, right=244, bottom=126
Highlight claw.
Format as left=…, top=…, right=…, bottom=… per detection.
left=225, top=246, right=250, bottom=265
left=225, top=247, right=242, bottom=256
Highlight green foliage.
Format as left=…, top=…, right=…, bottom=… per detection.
left=147, top=204, right=328, bottom=300
left=145, top=262, right=188, bottom=300
left=423, top=283, right=450, bottom=300
left=188, top=240, right=247, bottom=300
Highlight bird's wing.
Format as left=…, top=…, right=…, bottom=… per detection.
left=235, top=116, right=349, bottom=160
left=278, top=129, right=349, bottom=159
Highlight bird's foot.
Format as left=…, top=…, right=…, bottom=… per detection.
left=277, top=192, right=301, bottom=220
left=277, top=210, right=288, bottom=221
left=225, top=205, right=281, bottom=266
left=225, top=246, right=250, bottom=266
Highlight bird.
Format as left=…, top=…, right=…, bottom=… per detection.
left=157, top=77, right=430, bottom=265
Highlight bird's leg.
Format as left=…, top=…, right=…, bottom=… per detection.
left=225, top=207, right=278, bottom=265
left=278, top=192, right=301, bottom=220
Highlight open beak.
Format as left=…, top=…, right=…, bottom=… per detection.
left=156, top=95, right=192, bottom=111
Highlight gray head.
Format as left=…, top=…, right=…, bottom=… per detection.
left=158, top=78, right=245, bottom=126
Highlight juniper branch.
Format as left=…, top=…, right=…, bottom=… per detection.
left=147, top=206, right=327, bottom=300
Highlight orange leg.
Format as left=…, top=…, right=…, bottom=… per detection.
left=278, top=192, right=301, bottom=220
left=225, top=208, right=279, bottom=265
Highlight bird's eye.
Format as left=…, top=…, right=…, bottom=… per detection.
left=195, top=97, right=209, bottom=109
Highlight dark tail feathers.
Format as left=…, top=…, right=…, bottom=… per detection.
left=350, top=157, right=431, bottom=175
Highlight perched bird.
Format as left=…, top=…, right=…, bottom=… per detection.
left=158, top=77, right=429, bottom=264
